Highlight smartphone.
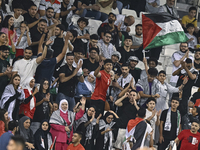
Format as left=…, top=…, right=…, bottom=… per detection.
left=36, top=84, right=40, bottom=91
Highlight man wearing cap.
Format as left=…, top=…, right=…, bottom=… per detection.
left=117, top=35, right=135, bottom=64
left=98, top=12, right=122, bottom=47
left=82, top=47, right=99, bottom=76
left=128, top=56, right=142, bottom=83
left=97, top=31, right=116, bottom=60
left=111, top=51, right=122, bottom=76
left=91, top=59, right=113, bottom=116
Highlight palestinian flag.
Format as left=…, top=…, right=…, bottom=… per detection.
left=50, top=136, right=56, bottom=150
left=142, top=13, right=189, bottom=49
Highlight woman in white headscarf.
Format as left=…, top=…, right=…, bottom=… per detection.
left=76, top=71, right=96, bottom=97
left=19, top=77, right=38, bottom=119
left=49, top=98, right=86, bottom=150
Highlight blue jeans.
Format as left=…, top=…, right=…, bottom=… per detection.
left=56, top=93, right=75, bottom=111
left=116, top=1, right=123, bottom=14
left=81, top=9, right=101, bottom=20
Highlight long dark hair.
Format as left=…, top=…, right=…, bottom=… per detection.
left=39, top=78, right=50, bottom=94
left=2, top=15, right=14, bottom=31
left=10, top=74, right=21, bottom=89
left=0, top=108, right=8, bottom=131
left=0, top=0, right=7, bottom=13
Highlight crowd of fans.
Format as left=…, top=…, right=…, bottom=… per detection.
left=0, top=0, right=200, bottom=150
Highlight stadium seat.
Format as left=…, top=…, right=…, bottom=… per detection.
left=139, top=12, right=149, bottom=18
left=112, top=8, right=119, bottom=14
left=122, top=9, right=138, bottom=19
left=88, top=19, right=102, bottom=35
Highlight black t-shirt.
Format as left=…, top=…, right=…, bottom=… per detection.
left=52, top=37, right=65, bottom=70
left=129, top=67, right=141, bottom=83
left=30, top=26, right=47, bottom=56
left=0, top=58, right=9, bottom=97
left=113, top=62, right=121, bottom=75
left=98, top=23, right=119, bottom=47
left=117, top=47, right=135, bottom=64
left=160, top=109, right=178, bottom=140
left=33, top=92, right=53, bottom=122
left=58, top=64, right=79, bottom=97
left=23, top=13, right=38, bottom=25
left=117, top=98, right=137, bottom=128
left=82, top=58, right=99, bottom=72
left=190, top=92, right=200, bottom=104
left=35, top=57, right=57, bottom=83
left=194, top=61, right=200, bottom=87
left=176, top=71, right=198, bottom=99
left=194, top=61, right=200, bottom=70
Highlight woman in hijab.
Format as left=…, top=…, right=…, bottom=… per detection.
left=49, top=98, right=86, bottom=150
left=1, top=74, right=25, bottom=121
left=75, top=106, right=101, bottom=150
left=95, top=111, right=119, bottom=150
left=34, top=120, right=52, bottom=150
left=18, top=116, right=35, bottom=150
left=19, top=77, right=38, bottom=119
left=76, top=71, right=96, bottom=97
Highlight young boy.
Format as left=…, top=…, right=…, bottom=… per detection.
left=145, top=97, right=161, bottom=142
left=155, top=70, right=186, bottom=111
left=186, top=23, right=198, bottom=52
left=73, top=17, right=90, bottom=56
left=182, top=6, right=198, bottom=32
left=9, top=4, right=24, bottom=29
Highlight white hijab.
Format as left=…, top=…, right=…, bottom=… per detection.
left=84, top=71, right=96, bottom=92
left=59, top=99, right=69, bottom=114
left=24, top=77, right=35, bottom=110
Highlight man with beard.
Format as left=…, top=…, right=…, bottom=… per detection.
left=128, top=56, right=141, bottom=83
left=104, top=15, right=135, bottom=34
left=50, top=24, right=73, bottom=77
left=194, top=50, right=200, bottom=87
left=158, top=0, right=179, bottom=19
left=170, top=43, right=194, bottom=87
left=91, top=59, right=113, bottom=116
left=97, top=31, right=116, bottom=60
left=30, top=19, right=48, bottom=56
left=98, top=12, right=122, bottom=47
left=12, top=37, right=49, bottom=88
left=67, top=132, right=85, bottom=150
left=173, top=121, right=200, bottom=150
left=0, top=46, right=12, bottom=98
left=117, top=63, right=135, bottom=89
left=172, top=58, right=198, bottom=116
left=23, top=4, right=40, bottom=29
left=131, top=24, right=143, bottom=49
left=86, top=34, right=99, bottom=58
left=117, top=35, right=135, bottom=64
left=41, top=7, right=59, bottom=29
left=82, top=47, right=99, bottom=77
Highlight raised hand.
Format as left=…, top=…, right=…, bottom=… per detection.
left=80, top=96, right=86, bottom=105
left=46, top=39, right=53, bottom=45
left=99, top=60, right=104, bottom=67
left=124, top=92, right=129, bottom=98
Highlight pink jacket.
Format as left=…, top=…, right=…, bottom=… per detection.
left=50, top=109, right=84, bottom=143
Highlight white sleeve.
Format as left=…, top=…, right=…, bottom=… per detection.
left=39, top=0, right=46, bottom=10
left=12, top=61, right=18, bottom=72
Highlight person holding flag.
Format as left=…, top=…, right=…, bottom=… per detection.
left=126, top=108, right=152, bottom=150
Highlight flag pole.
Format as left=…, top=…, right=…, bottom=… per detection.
left=142, top=50, right=145, bottom=58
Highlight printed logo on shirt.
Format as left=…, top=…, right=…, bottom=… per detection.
left=187, top=136, right=198, bottom=145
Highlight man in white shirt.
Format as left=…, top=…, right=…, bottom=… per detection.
left=97, top=31, right=116, bottom=60
left=170, top=42, right=194, bottom=87
left=104, top=14, right=135, bottom=33
left=12, top=34, right=49, bottom=88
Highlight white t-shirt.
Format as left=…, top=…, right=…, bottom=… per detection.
left=145, top=109, right=157, bottom=139
left=132, top=35, right=143, bottom=46
left=117, top=73, right=135, bottom=88
left=9, top=12, right=24, bottom=28
left=186, top=33, right=197, bottom=49
left=12, top=58, right=39, bottom=88
left=104, top=15, right=127, bottom=31
left=39, top=0, right=61, bottom=14
left=170, top=51, right=194, bottom=83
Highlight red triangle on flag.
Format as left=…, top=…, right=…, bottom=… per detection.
left=142, top=14, right=162, bottom=49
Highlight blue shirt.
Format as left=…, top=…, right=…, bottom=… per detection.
left=0, top=131, right=13, bottom=150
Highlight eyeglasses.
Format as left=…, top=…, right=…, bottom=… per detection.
left=105, top=36, right=112, bottom=39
